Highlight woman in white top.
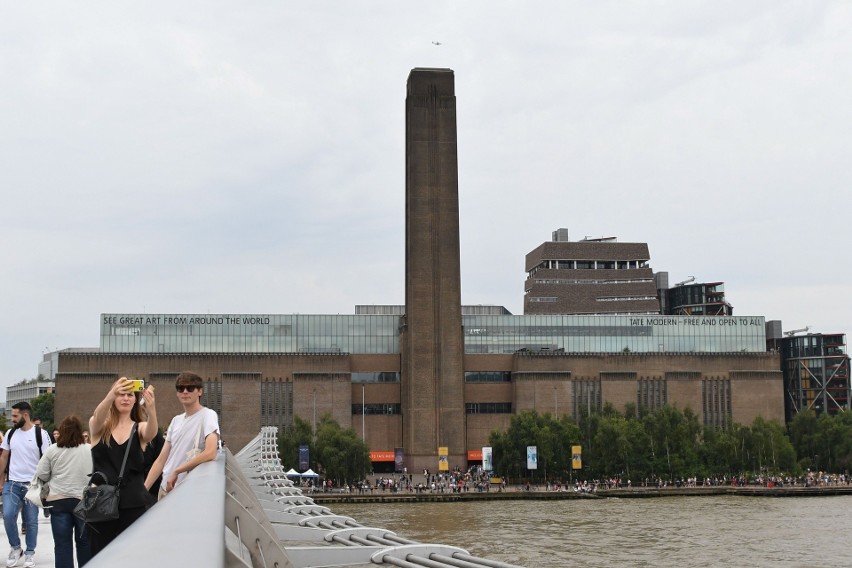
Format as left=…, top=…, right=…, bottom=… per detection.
left=33, top=416, right=92, bottom=568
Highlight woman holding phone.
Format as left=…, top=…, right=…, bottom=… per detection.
left=87, top=377, right=158, bottom=556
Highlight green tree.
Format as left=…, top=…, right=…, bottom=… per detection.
left=278, top=415, right=315, bottom=470
left=30, top=392, right=55, bottom=430
left=829, top=411, right=852, bottom=471
left=488, top=410, right=583, bottom=483
left=314, top=415, right=370, bottom=485
left=789, top=411, right=820, bottom=470
left=641, top=405, right=702, bottom=480
left=749, top=417, right=797, bottom=474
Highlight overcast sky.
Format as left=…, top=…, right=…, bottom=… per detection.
left=2, top=2, right=851, bottom=395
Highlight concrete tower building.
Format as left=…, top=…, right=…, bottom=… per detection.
left=401, top=68, right=465, bottom=470
left=524, top=230, right=661, bottom=315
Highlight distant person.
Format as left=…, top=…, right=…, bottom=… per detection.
left=0, top=402, right=52, bottom=568
left=33, top=416, right=93, bottom=568
left=145, top=372, right=219, bottom=499
left=88, top=378, right=158, bottom=557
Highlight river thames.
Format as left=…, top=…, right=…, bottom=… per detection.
left=333, top=495, right=852, bottom=567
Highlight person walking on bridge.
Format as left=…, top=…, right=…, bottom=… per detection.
left=0, top=402, right=52, bottom=568
left=145, top=372, right=219, bottom=499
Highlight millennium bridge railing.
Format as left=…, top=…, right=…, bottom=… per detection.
left=84, top=427, right=523, bottom=568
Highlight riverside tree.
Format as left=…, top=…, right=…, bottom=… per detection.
left=277, top=414, right=371, bottom=486
left=489, top=405, right=801, bottom=483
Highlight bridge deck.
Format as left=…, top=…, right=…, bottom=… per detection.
left=0, top=514, right=56, bottom=568
left=1, top=428, right=524, bottom=568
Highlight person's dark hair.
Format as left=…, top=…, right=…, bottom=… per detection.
left=56, top=415, right=85, bottom=448
left=175, top=371, right=204, bottom=389
left=11, top=401, right=32, bottom=415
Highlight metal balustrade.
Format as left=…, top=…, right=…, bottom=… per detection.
left=84, top=426, right=524, bottom=568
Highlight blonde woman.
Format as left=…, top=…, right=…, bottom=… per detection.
left=87, top=377, right=157, bottom=557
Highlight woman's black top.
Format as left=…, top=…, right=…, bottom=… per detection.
left=90, top=428, right=154, bottom=511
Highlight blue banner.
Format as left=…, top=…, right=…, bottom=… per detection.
left=299, top=445, right=310, bottom=471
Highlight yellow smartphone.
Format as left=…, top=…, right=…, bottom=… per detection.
left=129, top=379, right=145, bottom=392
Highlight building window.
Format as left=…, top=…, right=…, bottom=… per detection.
left=351, top=372, right=400, bottom=383
left=702, top=379, right=731, bottom=428
left=637, top=379, right=667, bottom=411
left=529, top=297, right=557, bottom=303
left=573, top=380, right=601, bottom=415
left=465, top=402, right=512, bottom=414
left=261, top=380, right=293, bottom=429
left=352, top=403, right=401, bottom=415
left=201, top=379, right=223, bottom=420
left=464, top=371, right=512, bottom=383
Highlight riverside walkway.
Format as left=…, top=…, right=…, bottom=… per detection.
left=2, top=428, right=523, bottom=568
left=308, top=483, right=852, bottom=504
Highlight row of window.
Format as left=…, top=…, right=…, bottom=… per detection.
left=702, top=379, right=732, bottom=428
left=101, top=313, right=768, bottom=356
left=465, top=402, right=512, bottom=414
left=352, top=404, right=401, bottom=415
left=532, top=278, right=654, bottom=285
left=464, top=371, right=512, bottom=383
left=532, top=260, right=648, bottom=272
left=351, top=372, right=401, bottom=383
left=596, top=295, right=658, bottom=302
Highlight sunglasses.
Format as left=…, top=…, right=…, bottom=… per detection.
left=175, top=385, right=199, bottom=393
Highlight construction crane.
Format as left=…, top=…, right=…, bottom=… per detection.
left=784, top=326, right=810, bottom=337
left=675, top=276, right=695, bottom=287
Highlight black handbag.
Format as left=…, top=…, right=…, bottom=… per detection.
left=74, top=423, right=137, bottom=523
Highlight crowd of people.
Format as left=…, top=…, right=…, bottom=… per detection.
left=0, top=371, right=220, bottom=568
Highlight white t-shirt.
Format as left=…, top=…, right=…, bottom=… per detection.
left=162, top=407, right=219, bottom=488
left=1, top=425, right=53, bottom=482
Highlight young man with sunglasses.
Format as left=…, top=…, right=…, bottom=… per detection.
left=144, top=372, right=219, bottom=499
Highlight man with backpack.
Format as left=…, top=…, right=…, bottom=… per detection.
left=0, top=402, right=52, bottom=568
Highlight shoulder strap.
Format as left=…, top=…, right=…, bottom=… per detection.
left=117, top=423, right=138, bottom=483
left=4, top=427, right=17, bottom=474
left=35, top=425, right=43, bottom=457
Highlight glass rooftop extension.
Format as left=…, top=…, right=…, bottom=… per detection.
left=100, top=313, right=767, bottom=354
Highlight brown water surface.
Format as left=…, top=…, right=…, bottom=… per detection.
left=333, top=495, right=851, bottom=567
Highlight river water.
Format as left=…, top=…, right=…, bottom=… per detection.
left=333, top=495, right=852, bottom=567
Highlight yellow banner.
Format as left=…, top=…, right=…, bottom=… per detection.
left=571, top=445, right=582, bottom=470
left=438, top=446, right=449, bottom=471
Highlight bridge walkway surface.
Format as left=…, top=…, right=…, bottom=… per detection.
left=2, top=427, right=524, bottom=568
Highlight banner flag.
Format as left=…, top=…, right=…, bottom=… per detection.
left=394, top=447, right=405, bottom=473
left=527, top=446, right=538, bottom=470
left=482, top=446, right=493, bottom=471
left=572, top=445, right=582, bottom=470
left=299, top=445, right=310, bottom=471
left=438, top=446, right=449, bottom=471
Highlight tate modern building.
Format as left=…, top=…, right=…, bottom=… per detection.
left=54, top=69, right=784, bottom=472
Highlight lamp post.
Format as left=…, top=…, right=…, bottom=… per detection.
left=554, top=385, right=558, bottom=419
left=361, top=383, right=366, bottom=441
left=312, top=388, right=316, bottom=435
